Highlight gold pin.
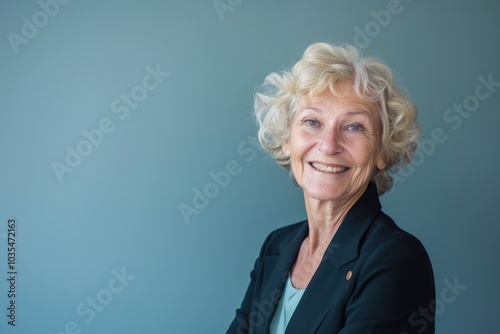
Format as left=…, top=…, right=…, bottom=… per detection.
left=346, top=270, right=352, bottom=280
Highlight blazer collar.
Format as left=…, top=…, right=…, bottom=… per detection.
left=277, top=182, right=381, bottom=268
left=287, top=182, right=382, bottom=334
left=328, top=181, right=382, bottom=269
left=257, top=222, right=307, bottom=334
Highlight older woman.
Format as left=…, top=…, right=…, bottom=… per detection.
left=227, top=43, right=435, bottom=334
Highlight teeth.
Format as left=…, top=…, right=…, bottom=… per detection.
left=312, top=162, right=347, bottom=173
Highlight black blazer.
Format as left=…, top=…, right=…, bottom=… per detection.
left=227, top=183, right=435, bottom=334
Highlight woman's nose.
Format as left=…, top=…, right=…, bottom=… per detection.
left=318, top=127, right=343, bottom=155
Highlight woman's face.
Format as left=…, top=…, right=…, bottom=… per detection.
left=283, top=87, right=386, bottom=204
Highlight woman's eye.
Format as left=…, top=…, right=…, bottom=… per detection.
left=305, top=119, right=318, bottom=126
left=346, top=123, right=363, bottom=131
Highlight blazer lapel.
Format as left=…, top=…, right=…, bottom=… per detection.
left=254, top=222, right=309, bottom=334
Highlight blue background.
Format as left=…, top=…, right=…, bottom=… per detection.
left=0, top=0, right=499, bottom=333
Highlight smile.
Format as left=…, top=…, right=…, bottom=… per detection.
left=310, top=162, right=348, bottom=173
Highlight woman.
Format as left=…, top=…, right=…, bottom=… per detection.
left=227, top=43, right=435, bottom=334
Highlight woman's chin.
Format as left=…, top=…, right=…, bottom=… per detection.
left=302, top=187, right=345, bottom=203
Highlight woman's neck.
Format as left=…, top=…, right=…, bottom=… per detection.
left=303, top=187, right=365, bottom=254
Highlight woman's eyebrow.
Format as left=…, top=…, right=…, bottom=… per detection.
left=297, top=106, right=323, bottom=114
left=296, top=108, right=373, bottom=120
left=297, top=106, right=323, bottom=113
left=346, top=110, right=373, bottom=120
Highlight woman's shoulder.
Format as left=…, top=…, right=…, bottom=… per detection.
left=362, top=211, right=432, bottom=265
left=268, top=220, right=306, bottom=239
left=258, top=220, right=307, bottom=255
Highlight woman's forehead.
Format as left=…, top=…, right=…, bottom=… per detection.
left=299, top=89, right=378, bottom=114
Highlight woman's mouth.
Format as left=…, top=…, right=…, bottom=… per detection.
left=310, top=162, right=349, bottom=173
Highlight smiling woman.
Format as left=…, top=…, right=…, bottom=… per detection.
left=227, top=43, right=435, bottom=334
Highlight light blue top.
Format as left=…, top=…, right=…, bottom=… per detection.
left=269, top=274, right=305, bottom=334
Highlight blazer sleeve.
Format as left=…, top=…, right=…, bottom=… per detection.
left=226, top=233, right=272, bottom=334
left=340, top=235, right=436, bottom=334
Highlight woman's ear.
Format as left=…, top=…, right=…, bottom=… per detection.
left=375, top=148, right=387, bottom=169
left=376, top=156, right=387, bottom=170
left=282, top=140, right=290, bottom=156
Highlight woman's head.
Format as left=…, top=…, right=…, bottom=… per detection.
left=255, top=42, right=420, bottom=194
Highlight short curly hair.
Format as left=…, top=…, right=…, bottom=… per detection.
left=254, top=42, right=421, bottom=194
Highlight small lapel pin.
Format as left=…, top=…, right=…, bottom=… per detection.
left=346, top=270, right=352, bottom=280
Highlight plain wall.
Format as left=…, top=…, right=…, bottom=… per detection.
left=0, top=0, right=498, bottom=333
